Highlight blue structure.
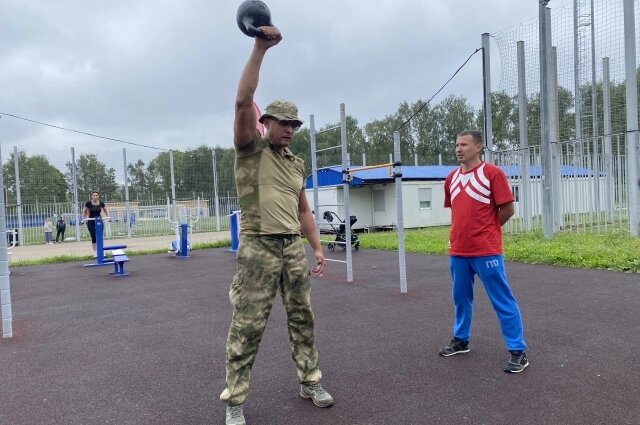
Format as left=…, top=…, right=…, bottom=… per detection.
left=169, top=223, right=191, bottom=258
left=178, top=223, right=190, bottom=259
left=228, top=210, right=240, bottom=253
left=306, top=165, right=603, bottom=188
left=306, top=166, right=456, bottom=188
left=84, top=217, right=129, bottom=277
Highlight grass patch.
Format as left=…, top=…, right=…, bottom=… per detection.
left=9, top=239, right=232, bottom=268
left=9, top=255, right=86, bottom=267
left=358, top=227, right=640, bottom=273
left=504, top=232, right=640, bottom=272
left=10, top=229, right=640, bottom=274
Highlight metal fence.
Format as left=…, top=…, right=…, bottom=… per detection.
left=3, top=197, right=239, bottom=246
left=488, top=0, right=639, bottom=237
left=0, top=143, right=241, bottom=245
left=494, top=132, right=630, bottom=235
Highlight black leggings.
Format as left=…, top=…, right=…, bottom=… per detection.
left=86, top=221, right=102, bottom=244
left=55, top=229, right=65, bottom=242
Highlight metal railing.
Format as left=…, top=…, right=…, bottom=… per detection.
left=493, top=133, right=631, bottom=235
left=3, top=196, right=240, bottom=245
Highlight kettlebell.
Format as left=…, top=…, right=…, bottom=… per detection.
left=236, top=0, right=273, bottom=38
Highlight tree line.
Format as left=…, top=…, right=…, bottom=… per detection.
left=1, top=147, right=237, bottom=205
left=3, top=71, right=637, bottom=204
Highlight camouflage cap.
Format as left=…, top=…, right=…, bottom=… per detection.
left=258, top=99, right=303, bottom=126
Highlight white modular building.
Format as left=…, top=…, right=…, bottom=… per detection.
left=305, top=165, right=606, bottom=232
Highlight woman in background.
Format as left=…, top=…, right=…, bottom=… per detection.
left=82, top=191, right=110, bottom=257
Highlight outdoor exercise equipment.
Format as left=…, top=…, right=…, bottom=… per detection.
left=166, top=198, right=200, bottom=259
left=309, top=103, right=408, bottom=292
left=309, top=105, right=354, bottom=282
left=83, top=217, right=130, bottom=277
left=5, top=229, right=17, bottom=250
left=237, top=0, right=273, bottom=38
left=228, top=210, right=241, bottom=253
left=344, top=163, right=396, bottom=182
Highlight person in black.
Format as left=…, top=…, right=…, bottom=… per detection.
left=82, top=191, right=110, bottom=257
left=55, top=216, right=66, bottom=243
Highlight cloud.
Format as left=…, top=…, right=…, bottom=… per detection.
left=0, top=0, right=543, bottom=154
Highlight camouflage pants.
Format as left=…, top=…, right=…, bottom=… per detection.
left=220, top=235, right=322, bottom=406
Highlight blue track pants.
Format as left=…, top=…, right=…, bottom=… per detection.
left=449, top=255, right=527, bottom=352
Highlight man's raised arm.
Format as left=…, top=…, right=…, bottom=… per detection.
left=234, top=26, right=282, bottom=148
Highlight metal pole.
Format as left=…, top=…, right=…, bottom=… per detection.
left=362, top=153, right=366, bottom=167
left=589, top=0, right=600, bottom=216
left=13, top=147, right=23, bottom=246
left=0, top=147, right=12, bottom=338
left=573, top=0, right=583, bottom=154
left=624, top=0, right=639, bottom=236
left=602, top=57, right=614, bottom=222
left=481, top=33, right=494, bottom=161
left=310, top=115, right=320, bottom=234
left=393, top=131, right=407, bottom=294
left=340, top=104, right=353, bottom=283
left=551, top=46, right=563, bottom=231
left=539, top=1, right=554, bottom=239
left=169, top=150, right=177, bottom=215
left=212, top=148, right=221, bottom=231
left=71, top=148, right=81, bottom=242
left=122, top=148, right=132, bottom=238
left=517, top=41, right=532, bottom=231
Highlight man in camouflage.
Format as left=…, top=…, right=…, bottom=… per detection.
left=221, top=25, right=333, bottom=425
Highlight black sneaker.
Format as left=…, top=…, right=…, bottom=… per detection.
left=439, top=339, right=470, bottom=357
left=504, top=352, right=529, bottom=373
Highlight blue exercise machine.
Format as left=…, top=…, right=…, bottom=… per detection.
left=228, top=210, right=240, bottom=253
left=83, top=217, right=130, bottom=277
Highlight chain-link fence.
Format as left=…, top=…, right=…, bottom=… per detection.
left=489, top=0, right=640, bottom=236
left=494, top=132, right=630, bottom=234
left=1, top=145, right=239, bottom=245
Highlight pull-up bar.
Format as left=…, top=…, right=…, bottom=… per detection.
left=316, top=145, right=341, bottom=153
left=343, top=161, right=402, bottom=182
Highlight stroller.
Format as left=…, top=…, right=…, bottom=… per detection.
left=322, top=211, right=360, bottom=252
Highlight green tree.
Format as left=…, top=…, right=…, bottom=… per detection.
left=144, top=160, right=164, bottom=202
left=66, top=154, right=119, bottom=202
left=213, top=147, right=237, bottom=197
left=127, top=159, right=147, bottom=200
left=146, top=151, right=173, bottom=200
left=344, top=116, right=369, bottom=166
left=362, top=113, right=405, bottom=166
left=490, top=91, right=518, bottom=149
left=291, top=116, right=366, bottom=171
left=429, top=95, right=478, bottom=162
left=181, top=146, right=215, bottom=199
left=141, top=147, right=237, bottom=202
left=405, top=100, right=440, bottom=165
left=557, top=86, right=576, bottom=142
left=2, top=151, right=68, bottom=204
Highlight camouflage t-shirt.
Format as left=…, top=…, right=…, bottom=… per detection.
left=234, top=131, right=306, bottom=235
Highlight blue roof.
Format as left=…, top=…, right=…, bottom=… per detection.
left=305, top=165, right=603, bottom=188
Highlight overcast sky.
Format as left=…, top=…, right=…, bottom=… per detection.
left=0, top=0, right=570, bottom=155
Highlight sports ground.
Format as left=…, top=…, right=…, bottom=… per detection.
left=1, top=247, right=639, bottom=424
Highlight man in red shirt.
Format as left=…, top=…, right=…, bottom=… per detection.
left=440, top=130, right=529, bottom=373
